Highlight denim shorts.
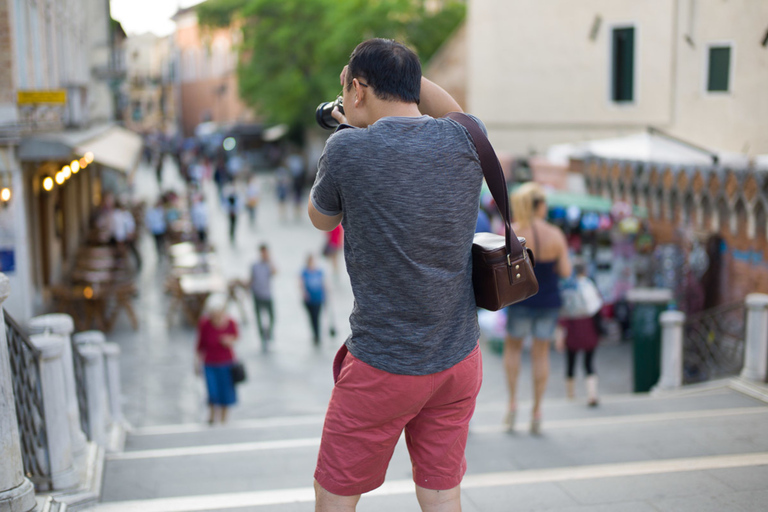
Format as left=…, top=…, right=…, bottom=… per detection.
left=505, top=306, right=560, bottom=341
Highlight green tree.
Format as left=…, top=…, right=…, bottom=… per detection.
left=198, top=0, right=465, bottom=130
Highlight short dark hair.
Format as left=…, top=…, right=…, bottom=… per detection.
left=347, top=39, right=421, bottom=104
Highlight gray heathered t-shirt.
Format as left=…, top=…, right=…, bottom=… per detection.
left=311, top=114, right=484, bottom=376
left=250, top=261, right=273, bottom=300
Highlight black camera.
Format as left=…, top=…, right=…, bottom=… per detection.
left=315, top=97, right=344, bottom=130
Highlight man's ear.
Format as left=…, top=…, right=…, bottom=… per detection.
left=352, top=78, right=366, bottom=107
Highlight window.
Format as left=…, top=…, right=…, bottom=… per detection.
left=611, top=27, right=635, bottom=102
left=707, top=46, right=731, bottom=92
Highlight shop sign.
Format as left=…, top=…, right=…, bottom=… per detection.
left=17, top=90, right=67, bottom=105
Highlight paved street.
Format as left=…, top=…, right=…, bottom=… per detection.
left=97, top=161, right=768, bottom=511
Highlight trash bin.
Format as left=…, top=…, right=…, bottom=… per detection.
left=626, top=288, right=673, bottom=393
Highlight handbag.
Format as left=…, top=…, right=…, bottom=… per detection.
left=560, top=276, right=603, bottom=319
left=231, top=361, right=247, bottom=384
left=446, top=112, right=539, bottom=311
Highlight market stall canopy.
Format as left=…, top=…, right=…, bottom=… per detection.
left=74, top=126, right=142, bottom=175
left=547, top=129, right=750, bottom=168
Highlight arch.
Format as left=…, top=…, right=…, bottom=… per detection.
left=700, top=195, right=713, bottom=231
left=755, top=201, right=767, bottom=243
left=716, top=197, right=730, bottom=235
left=669, top=189, right=680, bottom=223
left=683, top=193, right=696, bottom=227
left=652, top=186, right=664, bottom=220
left=734, top=198, right=748, bottom=238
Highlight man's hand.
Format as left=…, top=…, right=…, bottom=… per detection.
left=331, top=106, right=348, bottom=126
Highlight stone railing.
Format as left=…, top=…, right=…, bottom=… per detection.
left=653, top=293, right=768, bottom=391
left=1, top=274, right=37, bottom=512
left=0, top=272, right=126, bottom=510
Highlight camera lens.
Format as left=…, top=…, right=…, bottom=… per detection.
left=315, top=97, right=344, bottom=130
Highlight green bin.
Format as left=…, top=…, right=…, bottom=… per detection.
left=626, top=288, right=673, bottom=393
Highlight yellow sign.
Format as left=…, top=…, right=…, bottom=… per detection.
left=17, top=90, right=67, bottom=105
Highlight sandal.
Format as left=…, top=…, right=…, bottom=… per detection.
left=503, top=409, right=516, bottom=433
left=530, top=413, right=542, bottom=435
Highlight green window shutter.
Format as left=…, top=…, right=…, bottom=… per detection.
left=708, top=46, right=731, bottom=92
left=612, top=27, right=635, bottom=102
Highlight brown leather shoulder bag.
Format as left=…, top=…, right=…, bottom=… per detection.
left=446, top=112, right=539, bottom=311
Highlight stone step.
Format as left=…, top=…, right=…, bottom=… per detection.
left=121, top=387, right=761, bottom=452
left=99, top=394, right=768, bottom=506
left=95, top=451, right=768, bottom=512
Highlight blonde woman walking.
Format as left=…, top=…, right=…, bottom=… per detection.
left=504, top=182, right=572, bottom=434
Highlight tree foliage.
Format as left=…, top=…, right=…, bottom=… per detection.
left=197, top=0, right=465, bottom=129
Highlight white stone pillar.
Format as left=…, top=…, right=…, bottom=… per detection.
left=102, top=343, right=123, bottom=425
left=28, top=314, right=87, bottom=465
left=0, top=275, right=36, bottom=512
left=78, top=346, right=108, bottom=447
left=28, top=333, right=79, bottom=491
left=741, top=293, right=768, bottom=382
left=72, top=331, right=112, bottom=429
left=653, top=310, right=686, bottom=392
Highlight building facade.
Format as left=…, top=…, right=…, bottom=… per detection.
left=123, top=32, right=177, bottom=135
left=171, top=6, right=254, bottom=137
left=0, top=0, right=139, bottom=323
left=467, top=0, right=768, bottom=157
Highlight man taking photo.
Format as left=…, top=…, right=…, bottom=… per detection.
left=309, top=38, right=485, bottom=512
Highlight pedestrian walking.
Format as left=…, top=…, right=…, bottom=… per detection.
left=155, top=151, right=164, bottom=185
left=288, top=153, right=306, bottom=220
left=245, top=176, right=260, bottom=227
left=503, top=182, right=572, bottom=434
left=275, top=165, right=290, bottom=221
left=214, top=158, right=229, bottom=200
left=300, top=254, right=326, bottom=345
left=322, top=224, right=343, bottom=277
left=145, top=200, right=167, bottom=257
left=248, top=244, right=276, bottom=351
left=224, top=187, right=240, bottom=244
left=195, top=296, right=239, bottom=425
left=190, top=197, right=209, bottom=244
left=308, top=39, right=484, bottom=511
left=557, top=261, right=602, bottom=406
left=110, top=201, right=141, bottom=271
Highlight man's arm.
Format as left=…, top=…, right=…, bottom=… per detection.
left=419, top=77, right=463, bottom=118
left=308, top=201, right=343, bottom=231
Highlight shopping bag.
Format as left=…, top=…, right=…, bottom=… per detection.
left=560, top=276, right=603, bottom=319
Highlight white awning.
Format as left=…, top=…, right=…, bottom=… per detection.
left=547, top=131, right=751, bottom=168
left=75, top=126, right=142, bottom=175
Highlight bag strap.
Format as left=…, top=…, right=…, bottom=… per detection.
left=446, top=112, right=525, bottom=262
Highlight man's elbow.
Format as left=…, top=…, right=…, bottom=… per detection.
left=307, top=203, right=342, bottom=231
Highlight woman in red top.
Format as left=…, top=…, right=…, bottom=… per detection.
left=196, top=299, right=239, bottom=424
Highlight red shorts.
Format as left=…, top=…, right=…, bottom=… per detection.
left=314, top=343, right=482, bottom=496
